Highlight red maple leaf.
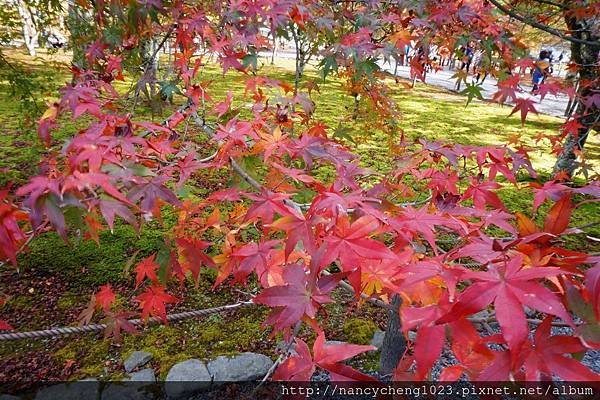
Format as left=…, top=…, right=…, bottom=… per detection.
left=135, top=254, right=160, bottom=288
left=272, top=339, right=315, bottom=381
left=438, top=254, right=573, bottom=354
left=273, top=332, right=375, bottom=382
left=441, top=319, right=508, bottom=381
left=99, top=199, right=138, bottom=232
left=321, top=215, right=396, bottom=273
left=509, top=97, right=538, bottom=125
left=0, top=190, right=27, bottom=266
left=529, top=181, right=570, bottom=213
left=212, top=90, right=233, bottom=118
left=220, top=49, right=247, bottom=74
left=102, top=311, right=138, bottom=342
left=230, top=239, right=280, bottom=284
left=536, top=81, right=563, bottom=101
left=399, top=258, right=466, bottom=301
left=95, top=284, right=116, bottom=312
left=585, top=264, right=600, bottom=320
left=462, top=179, right=506, bottom=211
left=542, top=194, right=572, bottom=235
left=268, top=212, right=321, bottom=259
left=516, top=316, right=599, bottom=381
left=491, top=75, right=520, bottom=104
left=401, top=294, right=454, bottom=380
left=562, top=118, right=584, bottom=137
left=175, top=152, right=207, bottom=188
left=135, top=285, right=178, bottom=323
left=392, top=205, right=467, bottom=253
left=313, top=331, right=377, bottom=381
left=253, top=262, right=343, bottom=331
left=176, top=237, right=216, bottom=281
left=244, top=189, right=295, bottom=224
left=0, top=319, right=13, bottom=331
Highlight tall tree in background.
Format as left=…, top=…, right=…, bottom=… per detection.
left=13, top=0, right=38, bottom=56
left=487, top=0, right=599, bottom=177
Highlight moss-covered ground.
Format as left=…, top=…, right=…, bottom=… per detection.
left=0, top=48, right=598, bottom=383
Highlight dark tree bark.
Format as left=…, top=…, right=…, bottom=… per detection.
left=553, top=11, right=600, bottom=177
left=379, top=294, right=406, bottom=376
left=488, top=0, right=599, bottom=178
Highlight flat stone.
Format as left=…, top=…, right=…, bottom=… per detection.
left=34, top=379, right=100, bottom=400
left=124, top=351, right=153, bottom=372
left=370, top=330, right=385, bottom=349
left=0, top=395, right=21, bottom=400
left=164, top=359, right=211, bottom=398
left=207, top=352, right=273, bottom=382
left=127, top=368, right=156, bottom=382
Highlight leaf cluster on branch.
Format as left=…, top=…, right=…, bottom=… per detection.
left=1, top=0, right=599, bottom=382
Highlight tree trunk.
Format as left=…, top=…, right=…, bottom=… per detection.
left=67, top=0, right=92, bottom=72
left=379, top=294, right=406, bottom=376
left=135, top=38, right=161, bottom=114
left=271, top=36, right=278, bottom=65
left=15, top=0, right=38, bottom=56
left=553, top=11, right=600, bottom=177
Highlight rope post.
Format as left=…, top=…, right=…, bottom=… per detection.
left=379, top=294, right=406, bottom=376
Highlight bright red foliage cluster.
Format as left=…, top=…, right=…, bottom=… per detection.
left=1, top=0, right=599, bottom=382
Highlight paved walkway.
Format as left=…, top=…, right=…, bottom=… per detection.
left=378, top=62, right=570, bottom=118
left=261, top=50, right=571, bottom=118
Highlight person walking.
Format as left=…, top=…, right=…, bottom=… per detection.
left=459, top=44, right=474, bottom=73
left=532, top=49, right=551, bottom=93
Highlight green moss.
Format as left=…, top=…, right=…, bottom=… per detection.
left=56, top=291, right=82, bottom=311
left=120, top=308, right=272, bottom=378
left=54, top=337, right=117, bottom=379
left=343, top=318, right=378, bottom=345
left=46, top=309, right=274, bottom=381
left=17, top=223, right=168, bottom=287
left=349, top=350, right=381, bottom=373
left=6, top=295, right=34, bottom=309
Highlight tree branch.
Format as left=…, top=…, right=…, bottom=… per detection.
left=488, top=0, right=599, bottom=46
left=529, top=0, right=568, bottom=10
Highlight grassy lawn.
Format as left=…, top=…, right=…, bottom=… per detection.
left=0, top=48, right=598, bottom=382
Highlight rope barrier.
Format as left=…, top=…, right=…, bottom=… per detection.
left=0, top=300, right=255, bottom=341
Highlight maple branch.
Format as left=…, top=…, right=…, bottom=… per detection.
left=229, top=156, right=262, bottom=192
left=487, top=0, right=599, bottom=46
left=198, top=149, right=218, bottom=163
left=323, top=268, right=394, bottom=311
left=255, top=320, right=303, bottom=391
left=191, top=112, right=305, bottom=213
left=143, top=24, right=176, bottom=69
left=529, top=0, right=568, bottom=9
